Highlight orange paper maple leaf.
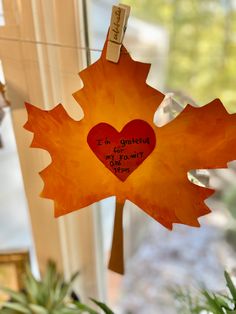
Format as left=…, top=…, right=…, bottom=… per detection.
left=24, top=41, right=236, bottom=273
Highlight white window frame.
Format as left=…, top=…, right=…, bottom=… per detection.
left=0, top=0, right=106, bottom=302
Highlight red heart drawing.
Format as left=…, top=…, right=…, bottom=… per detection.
left=87, top=120, right=156, bottom=181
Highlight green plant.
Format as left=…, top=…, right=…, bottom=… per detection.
left=0, top=260, right=114, bottom=314
left=174, top=271, right=236, bottom=313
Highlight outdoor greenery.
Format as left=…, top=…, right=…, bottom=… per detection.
left=125, top=0, right=236, bottom=112
left=174, top=271, right=236, bottom=313
left=0, top=261, right=114, bottom=314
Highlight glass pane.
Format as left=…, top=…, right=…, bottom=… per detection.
left=125, top=0, right=236, bottom=112
left=88, top=1, right=236, bottom=313
left=0, top=64, right=35, bottom=287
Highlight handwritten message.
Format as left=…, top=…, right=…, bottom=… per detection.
left=87, top=120, right=156, bottom=181
left=109, top=6, right=126, bottom=43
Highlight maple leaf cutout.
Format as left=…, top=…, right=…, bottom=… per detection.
left=24, top=42, right=236, bottom=229
left=24, top=41, right=236, bottom=273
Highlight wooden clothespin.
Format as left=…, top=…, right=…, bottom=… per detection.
left=106, top=3, right=131, bottom=63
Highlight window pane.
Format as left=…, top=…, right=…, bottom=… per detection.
left=88, top=1, right=236, bottom=313
left=0, top=64, right=35, bottom=282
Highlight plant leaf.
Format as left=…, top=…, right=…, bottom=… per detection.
left=0, top=309, right=19, bottom=314
left=2, top=302, right=31, bottom=314
left=74, top=302, right=99, bottom=314
left=69, top=271, right=80, bottom=285
left=0, top=286, right=27, bottom=304
left=55, top=309, right=82, bottom=314
left=213, top=295, right=232, bottom=310
left=225, top=271, right=236, bottom=302
left=202, top=291, right=225, bottom=314
left=90, top=298, right=114, bottom=314
left=28, top=304, right=49, bottom=314
left=23, top=264, right=39, bottom=304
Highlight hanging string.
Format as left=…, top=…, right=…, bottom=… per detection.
left=0, top=36, right=224, bottom=58
left=0, top=35, right=169, bottom=77
left=0, top=36, right=103, bottom=52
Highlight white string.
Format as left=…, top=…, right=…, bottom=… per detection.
left=0, top=36, right=140, bottom=56
left=0, top=36, right=224, bottom=59
left=0, top=36, right=103, bottom=52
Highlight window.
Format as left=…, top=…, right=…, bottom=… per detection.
left=0, top=0, right=105, bottom=301
left=0, top=61, right=36, bottom=283
left=88, top=1, right=236, bottom=313
left=0, top=1, right=236, bottom=313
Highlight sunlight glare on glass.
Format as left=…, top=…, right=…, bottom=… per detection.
left=0, top=0, right=5, bottom=26
left=0, top=60, right=5, bottom=83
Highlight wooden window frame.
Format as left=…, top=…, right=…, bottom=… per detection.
left=0, top=0, right=106, bottom=302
